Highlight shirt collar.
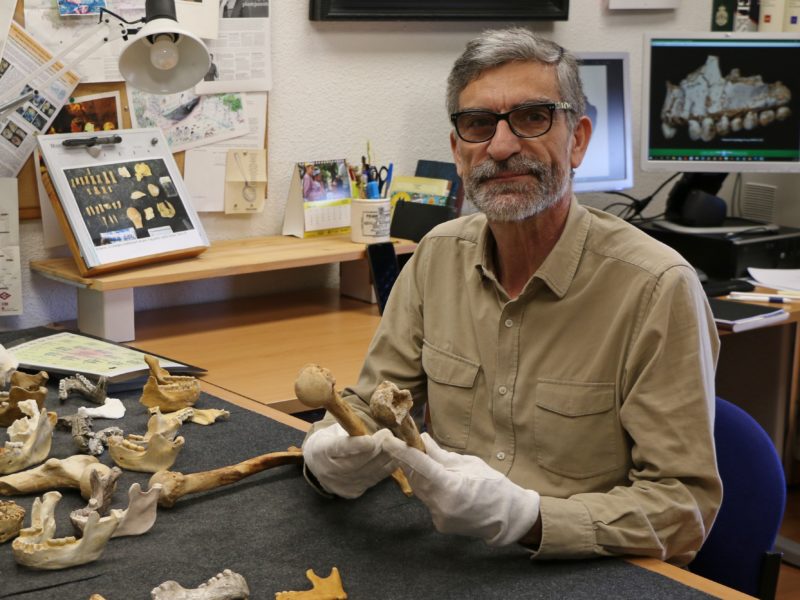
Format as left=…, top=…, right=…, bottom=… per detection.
left=475, top=196, right=591, bottom=298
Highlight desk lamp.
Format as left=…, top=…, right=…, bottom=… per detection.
left=0, top=0, right=210, bottom=117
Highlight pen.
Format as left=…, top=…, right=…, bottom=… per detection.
left=728, top=292, right=800, bottom=303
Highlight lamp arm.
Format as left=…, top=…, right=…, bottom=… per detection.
left=0, top=10, right=144, bottom=110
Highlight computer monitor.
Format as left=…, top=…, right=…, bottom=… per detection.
left=572, top=52, right=633, bottom=193
left=642, top=32, right=800, bottom=173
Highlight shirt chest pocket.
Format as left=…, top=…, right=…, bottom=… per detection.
left=534, top=380, right=623, bottom=479
left=422, top=340, right=480, bottom=450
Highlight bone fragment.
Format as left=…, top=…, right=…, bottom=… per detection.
left=1, top=401, right=57, bottom=475
left=58, top=373, right=108, bottom=405
left=80, top=396, right=126, bottom=419
left=12, top=491, right=121, bottom=570
left=294, top=364, right=412, bottom=497
left=369, top=381, right=425, bottom=453
left=71, top=481, right=161, bottom=538
left=151, top=569, right=250, bottom=600
left=275, top=567, right=347, bottom=600
left=149, top=447, right=302, bottom=508
left=10, top=370, right=48, bottom=390
left=69, top=466, right=122, bottom=527
left=0, top=455, right=112, bottom=500
left=140, top=356, right=201, bottom=412
left=108, top=433, right=185, bottom=473
left=0, top=343, right=19, bottom=387
left=0, top=500, right=25, bottom=543
left=188, top=408, right=230, bottom=425
left=0, top=385, right=48, bottom=427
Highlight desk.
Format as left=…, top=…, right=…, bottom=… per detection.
left=0, top=347, right=751, bottom=599
left=29, top=234, right=415, bottom=343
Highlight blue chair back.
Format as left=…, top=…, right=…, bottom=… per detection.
left=690, top=397, right=786, bottom=599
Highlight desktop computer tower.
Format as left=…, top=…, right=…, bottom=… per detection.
left=638, top=222, right=800, bottom=280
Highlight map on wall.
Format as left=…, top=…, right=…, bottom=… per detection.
left=127, top=89, right=249, bottom=152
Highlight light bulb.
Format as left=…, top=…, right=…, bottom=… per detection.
left=150, top=34, right=179, bottom=70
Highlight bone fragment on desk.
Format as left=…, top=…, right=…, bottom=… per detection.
left=58, top=373, right=108, bottom=405
left=12, top=491, right=120, bottom=570
left=139, top=355, right=201, bottom=412
left=71, top=480, right=161, bottom=539
left=57, top=407, right=123, bottom=455
left=0, top=400, right=56, bottom=475
left=107, top=433, right=185, bottom=473
left=0, top=382, right=48, bottom=427
left=0, top=455, right=113, bottom=500
left=0, top=500, right=25, bottom=543
left=151, top=568, right=250, bottom=600
left=149, top=447, right=303, bottom=508
left=275, top=567, right=347, bottom=600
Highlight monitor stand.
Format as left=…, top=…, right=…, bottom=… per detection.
left=652, top=218, right=780, bottom=236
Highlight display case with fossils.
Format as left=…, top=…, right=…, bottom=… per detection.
left=37, top=128, right=209, bottom=276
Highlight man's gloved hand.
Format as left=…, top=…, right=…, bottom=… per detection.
left=302, top=424, right=398, bottom=499
left=380, top=432, right=540, bottom=547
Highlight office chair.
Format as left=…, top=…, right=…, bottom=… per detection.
left=689, top=397, right=786, bottom=600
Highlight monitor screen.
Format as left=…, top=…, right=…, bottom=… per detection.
left=573, top=52, right=633, bottom=192
left=642, top=32, right=800, bottom=173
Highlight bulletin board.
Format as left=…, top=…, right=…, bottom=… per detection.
left=11, top=2, right=268, bottom=220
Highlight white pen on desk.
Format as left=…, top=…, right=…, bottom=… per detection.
left=728, top=291, right=800, bottom=303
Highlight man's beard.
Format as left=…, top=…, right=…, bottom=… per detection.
left=464, top=155, right=571, bottom=223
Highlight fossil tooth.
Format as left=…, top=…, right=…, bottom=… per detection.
left=128, top=207, right=143, bottom=229
left=148, top=183, right=160, bottom=197
left=134, top=162, right=152, bottom=181
left=131, top=190, right=146, bottom=201
left=145, top=206, right=155, bottom=220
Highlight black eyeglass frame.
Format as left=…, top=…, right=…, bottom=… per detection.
left=450, top=101, right=573, bottom=143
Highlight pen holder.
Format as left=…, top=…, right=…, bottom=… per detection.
left=351, top=199, right=391, bottom=244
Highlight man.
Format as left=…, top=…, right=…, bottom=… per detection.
left=302, top=28, right=722, bottom=565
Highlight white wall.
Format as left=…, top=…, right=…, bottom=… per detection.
left=11, top=0, right=713, bottom=330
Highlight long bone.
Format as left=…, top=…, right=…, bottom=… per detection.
left=149, top=448, right=303, bottom=508
left=294, top=364, right=413, bottom=496
left=369, top=381, right=425, bottom=453
left=0, top=455, right=113, bottom=500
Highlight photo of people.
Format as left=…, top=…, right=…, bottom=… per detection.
left=299, top=160, right=350, bottom=202
left=57, top=0, right=107, bottom=16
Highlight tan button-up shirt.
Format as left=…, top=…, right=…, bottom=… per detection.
left=310, top=198, right=722, bottom=566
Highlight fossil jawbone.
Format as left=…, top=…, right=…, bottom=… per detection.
left=0, top=385, right=48, bottom=427
left=0, top=500, right=25, bottom=543
left=12, top=491, right=120, bottom=570
left=0, top=400, right=57, bottom=475
left=108, top=433, right=185, bottom=473
left=71, top=481, right=161, bottom=538
left=151, top=569, right=250, bottom=600
left=139, top=355, right=201, bottom=413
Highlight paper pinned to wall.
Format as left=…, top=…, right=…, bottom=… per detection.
left=0, top=177, right=22, bottom=315
left=128, top=88, right=249, bottom=153
left=183, top=91, right=266, bottom=211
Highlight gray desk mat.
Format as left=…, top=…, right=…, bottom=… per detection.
left=0, top=377, right=713, bottom=598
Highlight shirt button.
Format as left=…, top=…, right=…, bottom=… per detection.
left=498, top=385, right=507, bottom=395
left=496, top=451, right=506, bottom=460
left=504, top=319, right=513, bottom=328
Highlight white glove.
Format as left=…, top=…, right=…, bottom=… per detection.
left=380, top=432, right=540, bottom=547
left=302, top=424, right=398, bottom=499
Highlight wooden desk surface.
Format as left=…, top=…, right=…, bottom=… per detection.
left=131, top=288, right=381, bottom=412
left=30, top=234, right=416, bottom=291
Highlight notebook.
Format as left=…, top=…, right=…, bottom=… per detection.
left=707, top=298, right=789, bottom=332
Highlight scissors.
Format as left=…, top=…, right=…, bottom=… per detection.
left=369, top=165, right=389, bottom=196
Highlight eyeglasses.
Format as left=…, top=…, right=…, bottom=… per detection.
left=450, top=102, right=572, bottom=143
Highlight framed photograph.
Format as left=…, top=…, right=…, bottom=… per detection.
left=37, top=128, right=209, bottom=276
left=309, top=0, right=569, bottom=21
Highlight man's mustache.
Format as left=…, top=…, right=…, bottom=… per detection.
left=470, top=156, right=549, bottom=184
